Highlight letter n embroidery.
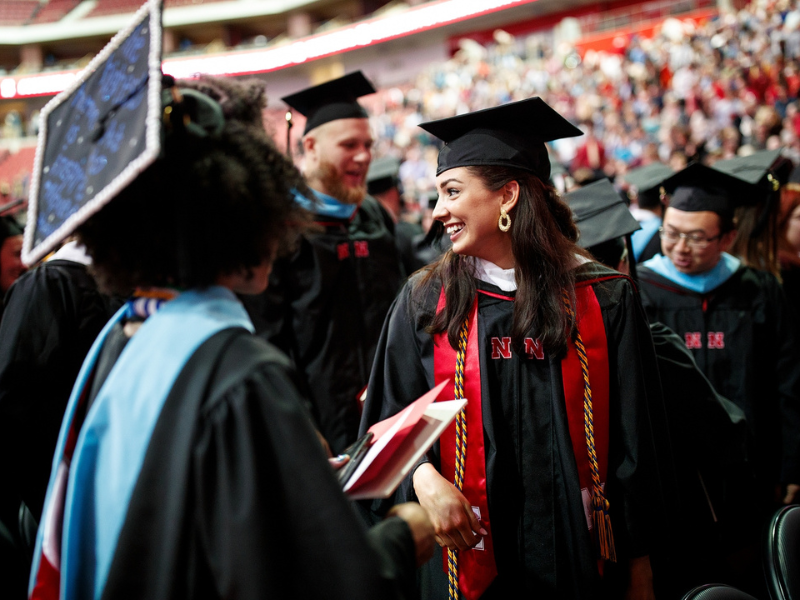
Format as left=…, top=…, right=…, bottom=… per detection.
left=337, top=243, right=349, bottom=261
left=684, top=332, right=702, bottom=349
left=354, top=241, right=369, bottom=257
left=491, top=337, right=512, bottom=359
left=707, top=332, right=725, bottom=349
left=524, top=338, right=544, bottom=360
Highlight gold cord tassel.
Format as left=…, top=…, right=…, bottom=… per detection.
left=449, top=318, right=470, bottom=599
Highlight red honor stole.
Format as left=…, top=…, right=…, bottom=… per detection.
left=433, top=280, right=613, bottom=599
left=433, top=291, right=496, bottom=600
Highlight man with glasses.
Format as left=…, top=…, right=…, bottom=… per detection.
left=637, top=163, right=800, bottom=594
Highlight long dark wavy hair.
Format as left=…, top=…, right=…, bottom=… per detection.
left=414, top=165, right=587, bottom=356
left=77, top=76, right=310, bottom=294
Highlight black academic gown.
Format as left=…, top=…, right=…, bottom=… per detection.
left=242, top=196, right=404, bottom=454
left=0, top=260, right=120, bottom=520
left=83, top=326, right=416, bottom=600
left=646, top=321, right=750, bottom=598
left=638, top=264, right=800, bottom=495
left=361, top=263, right=661, bottom=600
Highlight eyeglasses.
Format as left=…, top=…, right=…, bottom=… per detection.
left=658, top=228, right=723, bottom=249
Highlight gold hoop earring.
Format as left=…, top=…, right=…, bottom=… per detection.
left=498, top=208, right=511, bottom=232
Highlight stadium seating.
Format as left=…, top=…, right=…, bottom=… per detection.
left=85, top=0, right=229, bottom=18
left=0, top=0, right=39, bottom=26
left=30, top=0, right=81, bottom=24
left=0, top=147, right=36, bottom=191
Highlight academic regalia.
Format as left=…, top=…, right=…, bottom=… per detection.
left=638, top=261, right=800, bottom=490
left=238, top=72, right=405, bottom=455
left=28, top=288, right=415, bottom=600
left=645, top=321, right=750, bottom=598
left=361, top=262, right=660, bottom=599
left=241, top=194, right=403, bottom=455
left=0, top=243, right=121, bottom=522
left=565, top=175, right=752, bottom=597
left=639, top=162, right=800, bottom=492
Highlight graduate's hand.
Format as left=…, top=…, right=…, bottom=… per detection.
left=624, top=556, right=655, bottom=600
left=413, top=463, right=487, bottom=552
left=784, top=483, right=800, bottom=504
left=387, top=502, right=435, bottom=566
left=328, top=454, right=349, bottom=470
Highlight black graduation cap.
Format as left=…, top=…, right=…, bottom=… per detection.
left=23, top=0, right=163, bottom=265
left=564, top=179, right=641, bottom=249
left=367, top=156, right=400, bottom=196
left=417, top=97, right=582, bottom=181
left=282, top=71, right=376, bottom=135
left=711, top=149, right=787, bottom=191
left=624, top=163, right=673, bottom=207
left=661, top=162, right=759, bottom=219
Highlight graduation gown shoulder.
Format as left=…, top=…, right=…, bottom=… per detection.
left=0, top=259, right=120, bottom=519
left=637, top=263, right=800, bottom=485
left=240, top=195, right=404, bottom=454
left=360, top=263, right=662, bottom=599
left=101, top=328, right=414, bottom=600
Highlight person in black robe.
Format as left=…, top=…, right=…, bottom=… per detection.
left=0, top=240, right=122, bottom=523
left=25, top=72, right=432, bottom=600
left=361, top=99, right=662, bottom=599
left=0, top=240, right=121, bottom=600
left=367, top=155, right=426, bottom=275
left=637, top=163, right=800, bottom=596
left=241, top=72, right=404, bottom=455
left=564, top=180, right=750, bottom=598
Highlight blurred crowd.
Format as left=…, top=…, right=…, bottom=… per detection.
left=351, top=0, right=800, bottom=220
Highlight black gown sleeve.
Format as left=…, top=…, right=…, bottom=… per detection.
left=192, top=347, right=412, bottom=600
left=358, top=282, right=437, bottom=519
left=597, top=277, right=666, bottom=559
left=0, top=262, right=117, bottom=519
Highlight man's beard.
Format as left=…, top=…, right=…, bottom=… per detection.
left=311, top=161, right=367, bottom=205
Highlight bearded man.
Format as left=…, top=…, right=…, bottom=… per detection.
left=242, top=72, right=403, bottom=455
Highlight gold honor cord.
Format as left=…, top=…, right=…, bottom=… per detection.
left=561, top=291, right=616, bottom=562
left=449, top=317, right=470, bottom=600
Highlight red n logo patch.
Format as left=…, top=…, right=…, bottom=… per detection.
left=684, top=332, right=702, bottom=349
left=524, top=338, right=544, bottom=360
left=491, top=337, right=512, bottom=359
left=707, top=332, right=725, bottom=349
left=354, top=241, right=369, bottom=257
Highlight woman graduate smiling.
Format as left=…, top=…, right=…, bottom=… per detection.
left=361, top=98, right=662, bottom=600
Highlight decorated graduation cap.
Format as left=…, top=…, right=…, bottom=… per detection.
left=23, top=0, right=164, bottom=265
left=367, top=156, right=401, bottom=196
left=624, top=163, right=673, bottom=208
left=564, top=179, right=641, bottom=249
left=282, top=71, right=376, bottom=135
left=417, top=97, right=583, bottom=182
left=661, top=162, right=758, bottom=220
